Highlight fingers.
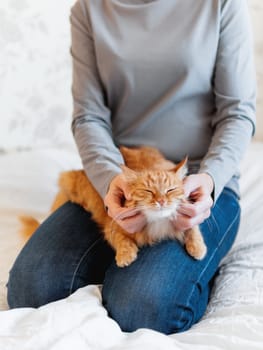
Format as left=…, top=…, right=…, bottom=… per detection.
left=108, top=206, right=146, bottom=234
left=170, top=172, right=214, bottom=231
left=104, top=173, right=147, bottom=234
left=115, top=212, right=147, bottom=234
left=179, top=194, right=213, bottom=218
left=112, top=207, right=140, bottom=220
left=106, top=202, right=146, bottom=234
left=174, top=209, right=211, bottom=231
left=173, top=194, right=212, bottom=231
left=105, top=188, right=140, bottom=222
left=183, top=173, right=214, bottom=198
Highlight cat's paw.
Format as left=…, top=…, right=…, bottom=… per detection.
left=185, top=241, right=207, bottom=260
left=116, top=244, right=138, bottom=267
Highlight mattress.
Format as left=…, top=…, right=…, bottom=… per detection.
left=0, top=143, right=263, bottom=349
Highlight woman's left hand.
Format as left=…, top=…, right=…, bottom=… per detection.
left=171, top=173, right=214, bottom=231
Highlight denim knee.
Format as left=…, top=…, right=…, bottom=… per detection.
left=102, top=190, right=240, bottom=334
left=7, top=251, right=70, bottom=308
left=102, top=263, right=208, bottom=334
left=7, top=201, right=115, bottom=308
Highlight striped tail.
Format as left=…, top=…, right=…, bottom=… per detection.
left=19, top=215, right=40, bottom=239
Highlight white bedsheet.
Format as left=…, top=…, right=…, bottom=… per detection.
left=0, top=143, right=263, bottom=350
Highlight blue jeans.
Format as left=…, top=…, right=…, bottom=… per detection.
left=7, top=188, right=240, bottom=334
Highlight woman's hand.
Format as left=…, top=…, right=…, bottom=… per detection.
left=172, top=173, right=214, bottom=231
left=104, top=173, right=147, bottom=234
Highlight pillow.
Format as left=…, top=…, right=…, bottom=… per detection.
left=205, top=142, right=263, bottom=316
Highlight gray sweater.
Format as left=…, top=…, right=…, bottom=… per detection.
left=70, top=0, right=256, bottom=201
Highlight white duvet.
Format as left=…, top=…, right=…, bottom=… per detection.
left=0, top=143, right=263, bottom=350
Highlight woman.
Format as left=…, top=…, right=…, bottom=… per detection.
left=7, top=0, right=256, bottom=334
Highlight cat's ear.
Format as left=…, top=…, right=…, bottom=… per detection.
left=120, top=164, right=138, bottom=181
left=171, top=157, right=188, bottom=179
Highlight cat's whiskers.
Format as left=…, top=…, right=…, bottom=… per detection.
left=111, top=207, right=140, bottom=221
left=107, top=206, right=141, bottom=240
left=107, top=204, right=149, bottom=239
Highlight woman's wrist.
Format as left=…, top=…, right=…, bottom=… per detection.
left=200, top=172, right=214, bottom=195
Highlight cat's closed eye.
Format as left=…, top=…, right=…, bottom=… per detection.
left=132, top=188, right=154, bottom=198
left=144, top=189, right=154, bottom=194
left=166, top=187, right=178, bottom=193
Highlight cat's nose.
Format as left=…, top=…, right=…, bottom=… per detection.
left=157, top=198, right=165, bottom=207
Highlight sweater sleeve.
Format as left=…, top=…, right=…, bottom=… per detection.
left=70, top=0, right=123, bottom=199
left=198, top=0, right=256, bottom=202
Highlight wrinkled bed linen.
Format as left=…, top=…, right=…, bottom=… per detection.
left=0, top=143, right=263, bottom=349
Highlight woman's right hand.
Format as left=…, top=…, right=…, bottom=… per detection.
left=104, top=173, right=146, bottom=234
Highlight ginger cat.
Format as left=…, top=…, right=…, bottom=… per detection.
left=20, top=146, right=207, bottom=267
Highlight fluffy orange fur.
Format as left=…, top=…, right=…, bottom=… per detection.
left=20, top=146, right=207, bottom=267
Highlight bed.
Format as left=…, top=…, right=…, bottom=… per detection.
left=1, top=0, right=263, bottom=348
left=0, top=142, right=263, bottom=349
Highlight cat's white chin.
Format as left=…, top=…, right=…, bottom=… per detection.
left=145, top=217, right=177, bottom=241
left=143, top=206, right=180, bottom=241
left=144, top=205, right=178, bottom=221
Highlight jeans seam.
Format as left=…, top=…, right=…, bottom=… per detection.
left=69, top=236, right=104, bottom=295
left=206, top=212, right=219, bottom=234
left=177, top=205, right=241, bottom=326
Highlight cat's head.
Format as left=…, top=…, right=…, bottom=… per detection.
left=121, top=158, right=187, bottom=221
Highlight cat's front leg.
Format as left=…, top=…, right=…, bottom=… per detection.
left=104, top=223, right=139, bottom=267
left=115, top=236, right=139, bottom=267
left=184, top=226, right=207, bottom=260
